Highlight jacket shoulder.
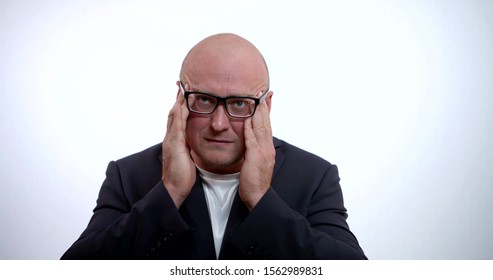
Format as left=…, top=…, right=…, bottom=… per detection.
left=273, top=137, right=333, bottom=167
left=110, top=143, right=163, bottom=187
left=115, top=143, right=162, bottom=166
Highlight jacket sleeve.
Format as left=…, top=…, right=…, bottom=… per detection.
left=224, top=164, right=367, bottom=259
left=61, top=161, right=189, bottom=259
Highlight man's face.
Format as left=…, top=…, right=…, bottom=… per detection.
left=180, top=35, right=270, bottom=174
left=184, top=78, right=267, bottom=174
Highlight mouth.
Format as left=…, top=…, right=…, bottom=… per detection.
left=204, top=138, right=234, bottom=145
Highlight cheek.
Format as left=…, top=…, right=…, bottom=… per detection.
left=231, top=121, right=245, bottom=140
left=185, top=117, right=206, bottom=142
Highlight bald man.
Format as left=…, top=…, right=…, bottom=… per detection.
left=62, top=33, right=366, bottom=260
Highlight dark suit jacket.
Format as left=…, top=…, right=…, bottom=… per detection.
left=61, top=137, right=366, bottom=259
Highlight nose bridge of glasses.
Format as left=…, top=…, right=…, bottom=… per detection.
left=196, top=94, right=229, bottom=115
left=203, top=95, right=239, bottom=116
left=207, top=100, right=233, bottom=123
left=215, top=97, right=236, bottom=117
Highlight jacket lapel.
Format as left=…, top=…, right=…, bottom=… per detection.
left=219, top=137, right=286, bottom=258
left=180, top=173, right=216, bottom=259
left=272, top=137, right=286, bottom=180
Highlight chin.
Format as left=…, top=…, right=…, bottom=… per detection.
left=201, top=155, right=243, bottom=173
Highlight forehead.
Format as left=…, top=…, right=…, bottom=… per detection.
left=184, top=79, right=265, bottom=98
left=182, top=62, right=267, bottom=97
left=181, top=38, right=268, bottom=96
left=185, top=66, right=267, bottom=96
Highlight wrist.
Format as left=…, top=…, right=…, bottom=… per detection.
left=162, top=179, right=188, bottom=209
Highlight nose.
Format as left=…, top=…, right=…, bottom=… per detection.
left=210, top=104, right=231, bottom=132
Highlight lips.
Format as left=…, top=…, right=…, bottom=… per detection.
left=204, top=137, right=234, bottom=144
left=205, top=138, right=233, bottom=143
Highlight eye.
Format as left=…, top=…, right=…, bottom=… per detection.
left=193, top=94, right=217, bottom=108
left=232, top=99, right=247, bottom=108
left=188, top=93, right=217, bottom=112
left=197, top=95, right=213, bottom=104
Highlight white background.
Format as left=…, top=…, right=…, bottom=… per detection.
left=1, top=0, right=492, bottom=259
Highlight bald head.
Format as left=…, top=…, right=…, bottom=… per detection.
left=180, top=33, right=270, bottom=93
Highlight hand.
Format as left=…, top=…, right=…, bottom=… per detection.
left=161, top=88, right=195, bottom=209
left=239, top=99, right=276, bottom=211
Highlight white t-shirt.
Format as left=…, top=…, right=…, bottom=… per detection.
left=196, top=166, right=240, bottom=258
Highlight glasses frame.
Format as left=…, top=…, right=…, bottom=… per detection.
left=179, top=81, right=269, bottom=118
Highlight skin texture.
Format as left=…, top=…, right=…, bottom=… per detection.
left=161, top=33, right=275, bottom=211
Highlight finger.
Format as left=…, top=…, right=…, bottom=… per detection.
left=166, top=103, right=177, bottom=133
left=243, top=117, right=257, bottom=149
left=177, top=92, right=189, bottom=128
left=259, top=102, right=272, bottom=137
left=166, top=98, right=187, bottom=142
left=167, top=85, right=183, bottom=132
left=252, top=101, right=272, bottom=142
left=264, top=104, right=273, bottom=139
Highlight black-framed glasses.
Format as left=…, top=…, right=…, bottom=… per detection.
left=179, top=81, right=269, bottom=118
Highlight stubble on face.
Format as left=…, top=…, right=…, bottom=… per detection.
left=186, top=114, right=246, bottom=174
left=192, top=139, right=245, bottom=173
